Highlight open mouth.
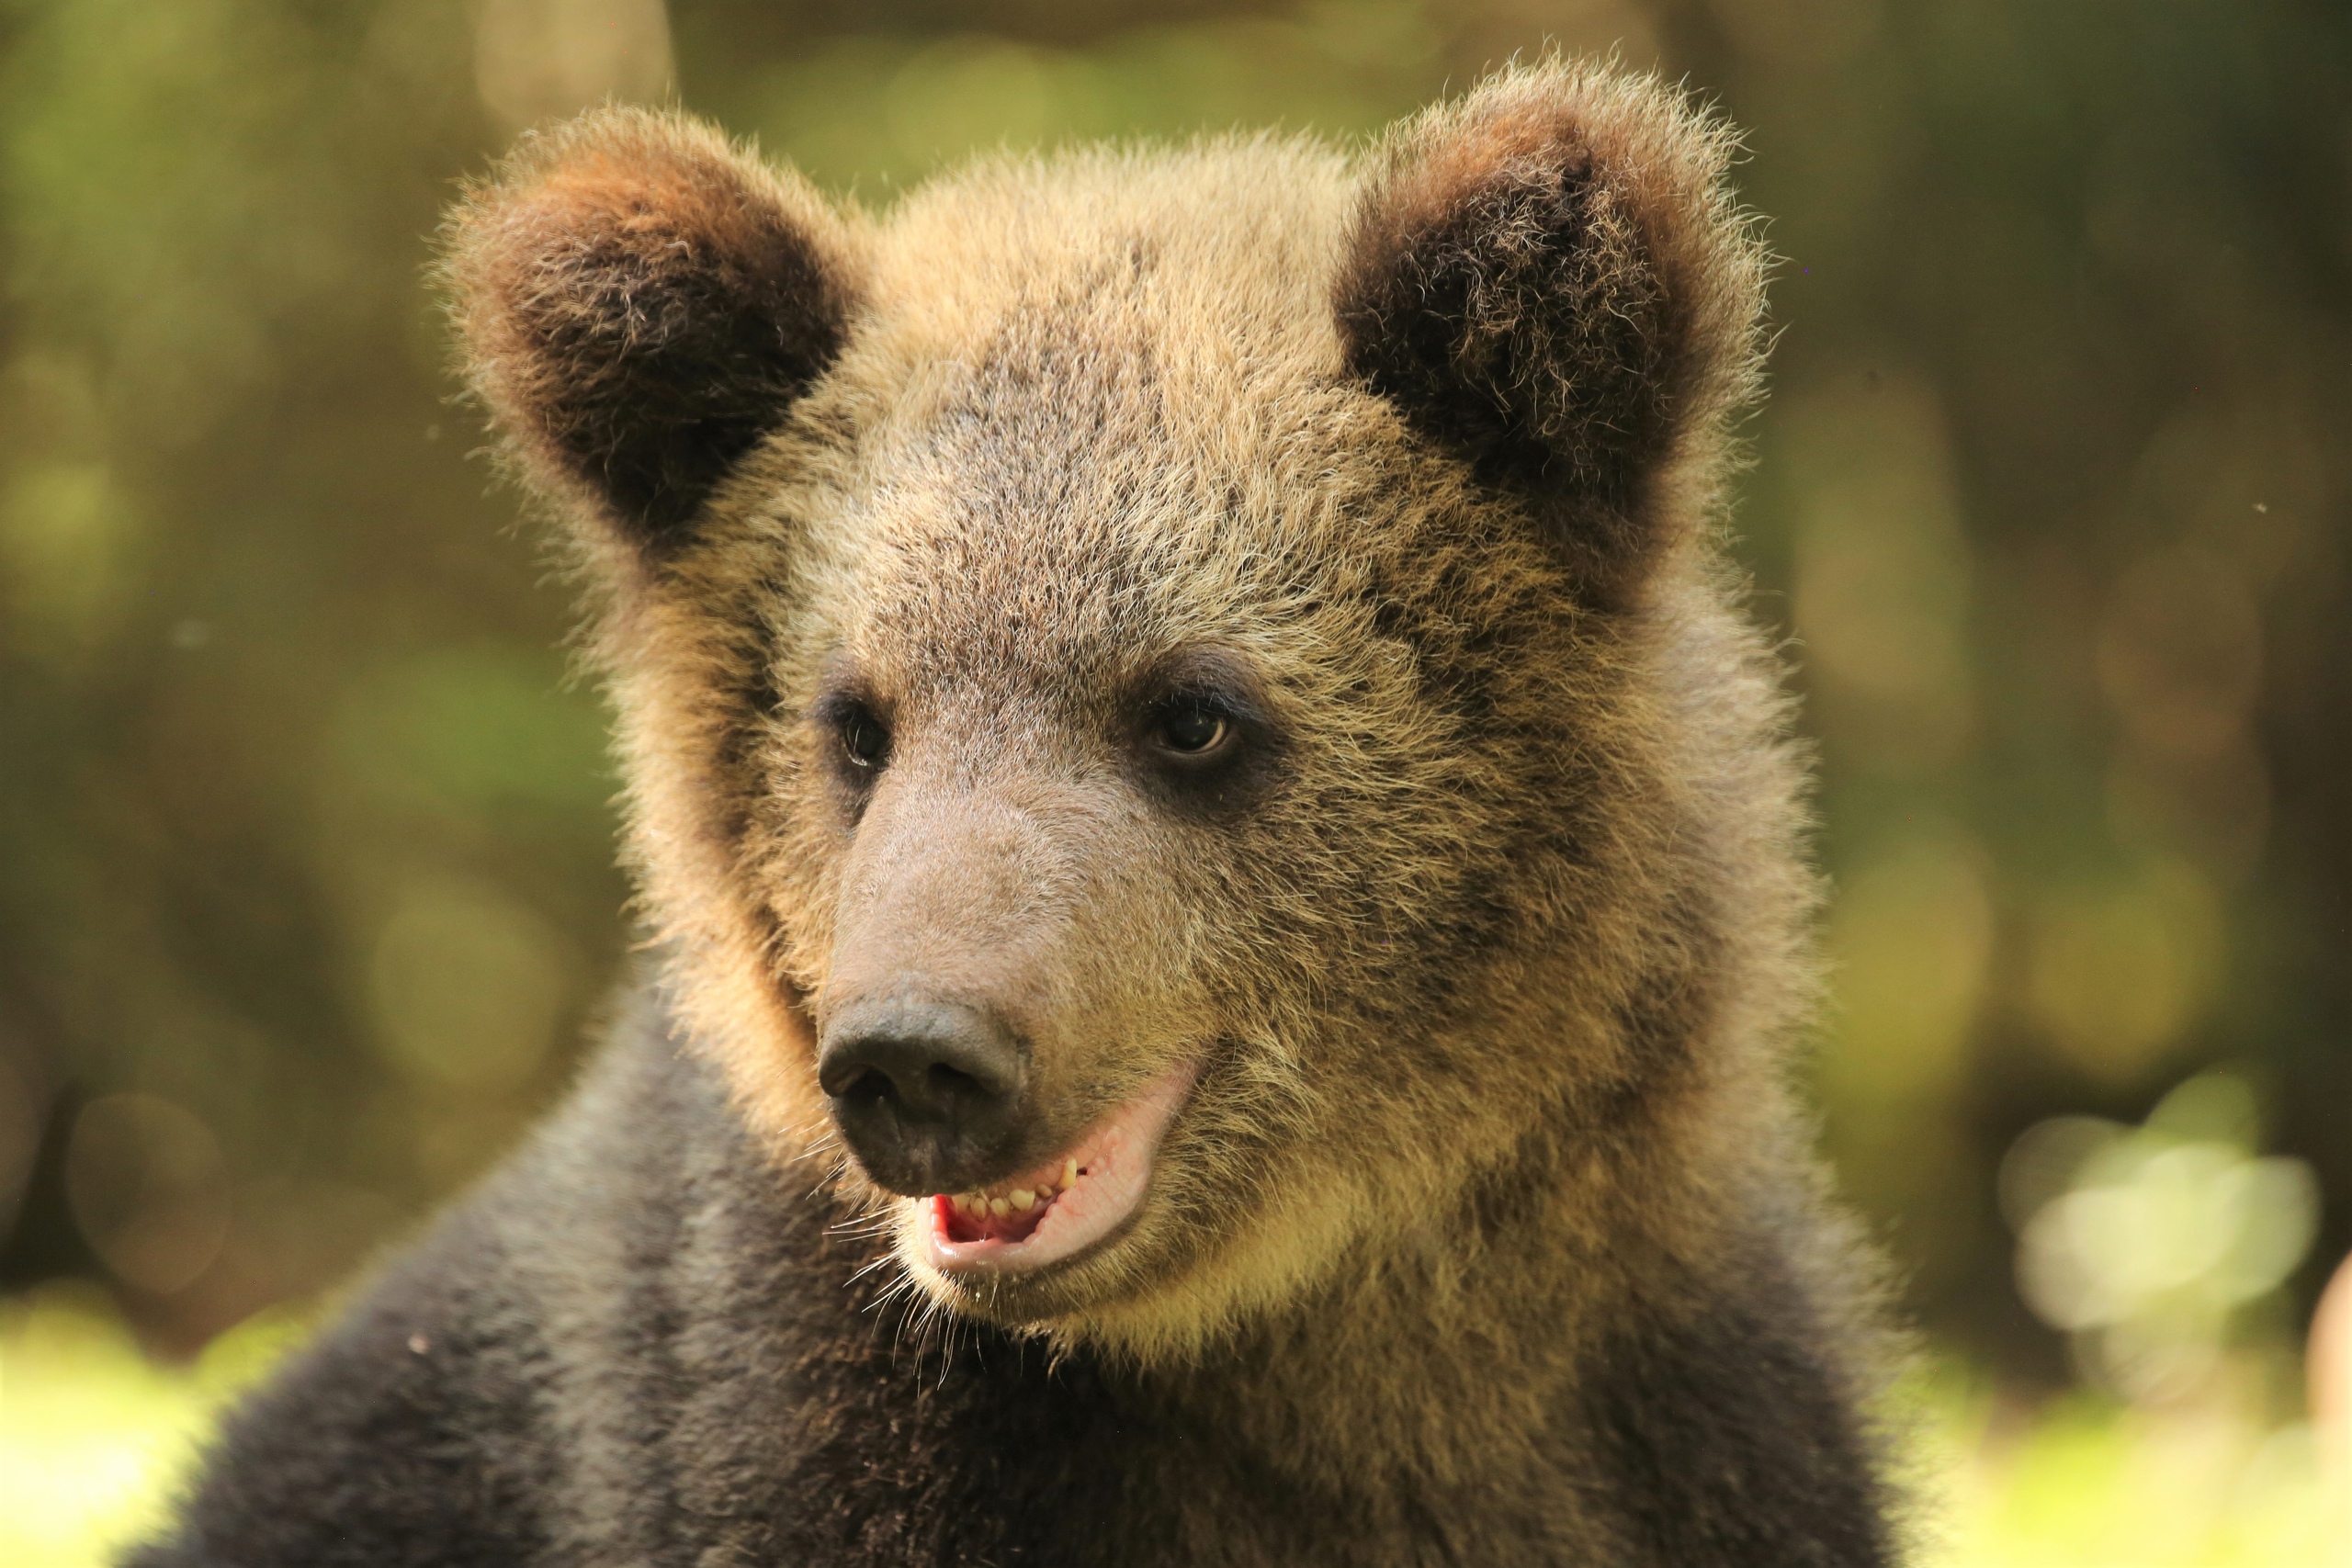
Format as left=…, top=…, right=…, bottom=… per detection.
left=922, top=1063, right=1196, bottom=1276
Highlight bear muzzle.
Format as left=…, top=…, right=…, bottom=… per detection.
left=817, top=996, right=1029, bottom=1195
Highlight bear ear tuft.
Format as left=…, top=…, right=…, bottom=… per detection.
left=443, top=107, right=863, bottom=552
left=1335, top=62, right=1765, bottom=606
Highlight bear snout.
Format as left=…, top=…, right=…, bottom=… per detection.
left=817, top=996, right=1029, bottom=1194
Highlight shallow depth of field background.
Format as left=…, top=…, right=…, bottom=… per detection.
left=1, top=0, right=2347, bottom=1562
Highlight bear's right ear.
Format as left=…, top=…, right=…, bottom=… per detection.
left=443, top=107, right=863, bottom=554
left=1335, top=64, right=1763, bottom=609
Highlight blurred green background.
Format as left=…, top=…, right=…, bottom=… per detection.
left=1, top=0, right=2346, bottom=1561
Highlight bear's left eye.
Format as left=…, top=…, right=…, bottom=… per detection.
left=836, top=703, right=891, bottom=770
left=1151, top=701, right=1231, bottom=757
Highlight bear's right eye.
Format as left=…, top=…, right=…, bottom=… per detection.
left=836, top=704, right=890, bottom=771
left=1153, top=702, right=1230, bottom=756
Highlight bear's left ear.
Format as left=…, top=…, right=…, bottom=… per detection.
left=1335, top=64, right=1764, bottom=608
left=443, top=107, right=864, bottom=554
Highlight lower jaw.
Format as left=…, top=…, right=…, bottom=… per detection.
left=916, top=1062, right=1198, bottom=1279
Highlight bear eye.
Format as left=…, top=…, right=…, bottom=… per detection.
left=1151, top=700, right=1231, bottom=757
left=836, top=703, right=890, bottom=770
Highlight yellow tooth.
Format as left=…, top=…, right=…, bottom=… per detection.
left=1011, top=1189, right=1035, bottom=1211
left=949, top=1194, right=967, bottom=1214
left=1064, top=1158, right=1080, bottom=1187
left=989, top=1197, right=1010, bottom=1218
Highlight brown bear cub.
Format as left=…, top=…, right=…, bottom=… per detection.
left=133, top=61, right=1897, bottom=1566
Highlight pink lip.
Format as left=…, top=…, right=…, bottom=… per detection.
left=921, top=1064, right=1198, bottom=1276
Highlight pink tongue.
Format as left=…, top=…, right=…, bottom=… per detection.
left=939, top=1194, right=1050, bottom=1246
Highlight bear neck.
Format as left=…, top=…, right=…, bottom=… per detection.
left=1102, top=1072, right=1754, bottom=1497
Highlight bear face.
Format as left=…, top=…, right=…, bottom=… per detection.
left=443, top=62, right=1799, bottom=1363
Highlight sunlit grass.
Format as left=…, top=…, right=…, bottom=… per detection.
left=1904, top=1359, right=2345, bottom=1566
left=0, top=1287, right=309, bottom=1568
left=2, top=1286, right=2342, bottom=1567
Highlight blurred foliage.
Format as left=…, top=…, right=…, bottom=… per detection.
left=2006, top=1072, right=2320, bottom=1404
left=0, top=0, right=2346, bottom=1517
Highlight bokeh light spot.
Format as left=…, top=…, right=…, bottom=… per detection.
left=474, top=0, right=673, bottom=131
left=1823, top=821, right=1994, bottom=1105
left=366, top=873, right=578, bottom=1093
left=2026, top=857, right=2223, bottom=1084
left=64, top=1096, right=232, bottom=1298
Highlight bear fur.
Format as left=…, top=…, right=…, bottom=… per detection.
left=131, top=61, right=1899, bottom=1566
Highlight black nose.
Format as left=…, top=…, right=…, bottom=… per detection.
left=817, top=998, right=1026, bottom=1194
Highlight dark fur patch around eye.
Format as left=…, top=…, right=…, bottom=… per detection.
left=444, top=108, right=863, bottom=552
left=1125, top=652, right=1283, bottom=822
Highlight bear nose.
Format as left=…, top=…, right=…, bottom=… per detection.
left=817, top=998, right=1027, bottom=1195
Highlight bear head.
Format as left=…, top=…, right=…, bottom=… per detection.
left=443, top=62, right=1796, bottom=1361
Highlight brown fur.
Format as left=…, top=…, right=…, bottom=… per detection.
left=443, top=110, right=865, bottom=553
left=1336, top=68, right=1763, bottom=606
left=424, top=57, right=1893, bottom=1558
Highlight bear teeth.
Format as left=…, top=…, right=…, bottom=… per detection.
left=948, top=1162, right=1090, bottom=1217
